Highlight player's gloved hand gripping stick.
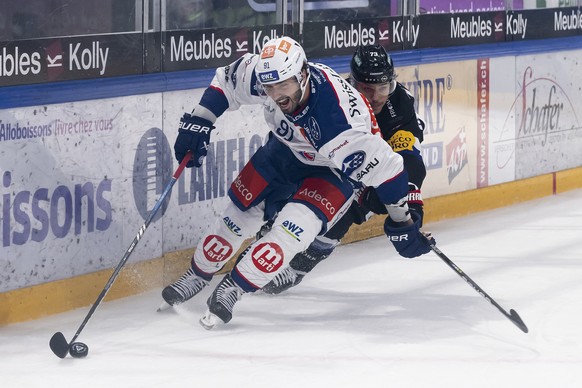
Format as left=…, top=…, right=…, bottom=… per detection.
left=174, top=113, right=214, bottom=168
left=49, top=151, right=193, bottom=359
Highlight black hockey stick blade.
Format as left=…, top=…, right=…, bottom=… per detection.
left=421, top=234, right=528, bottom=334
left=48, top=152, right=193, bottom=358
left=508, top=309, right=529, bottom=333
left=49, top=332, right=70, bottom=359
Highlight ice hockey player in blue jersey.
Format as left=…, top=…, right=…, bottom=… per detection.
left=263, top=44, right=430, bottom=295
left=162, top=36, right=434, bottom=329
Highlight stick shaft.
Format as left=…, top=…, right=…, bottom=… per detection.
left=69, top=151, right=192, bottom=343
left=423, top=235, right=528, bottom=333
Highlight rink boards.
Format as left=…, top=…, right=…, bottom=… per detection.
left=1, top=46, right=582, bottom=324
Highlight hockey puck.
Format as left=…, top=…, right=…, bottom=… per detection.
left=69, top=342, right=89, bottom=358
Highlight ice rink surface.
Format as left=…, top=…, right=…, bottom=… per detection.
left=2, top=189, right=581, bottom=388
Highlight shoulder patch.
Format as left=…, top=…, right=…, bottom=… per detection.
left=387, top=130, right=416, bottom=152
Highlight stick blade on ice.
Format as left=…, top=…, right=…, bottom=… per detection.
left=47, top=152, right=193, bottom=359
left=509, top=309, right=529, bottom=333
left=49, top=332, right=70, bottom=358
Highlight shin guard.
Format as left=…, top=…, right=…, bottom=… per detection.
left=192, top=202, right=265, bottom=278
left=232, top=203, right=323, bottom=291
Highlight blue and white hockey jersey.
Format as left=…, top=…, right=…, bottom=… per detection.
left=193, top=53, right=409, bottom=205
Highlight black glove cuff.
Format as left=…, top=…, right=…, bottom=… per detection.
left=359, top=187, right=388, bottom=215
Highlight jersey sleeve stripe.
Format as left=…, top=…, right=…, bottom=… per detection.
left=199, top=86, right=229, bottom=118
left=374, top=169, right=409, bottom=205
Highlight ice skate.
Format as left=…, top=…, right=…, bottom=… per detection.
left=161, top=267, right=209, bottom=306
left=262, top=266, right=305, bottom=295
left=199, top=274, right=243, bottom=330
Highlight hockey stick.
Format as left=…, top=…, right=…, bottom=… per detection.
left=421, top=235, right=529, bottom=333
left=49, top=151, right=193, bottom=358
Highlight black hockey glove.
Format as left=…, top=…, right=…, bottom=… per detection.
left=360, top=183, right=424, bottom=221
left=358, top=187, right=388, bottom=215
left=174, top=113, right=215, bottom=168
left=407, top=183, right=424, bottom=226
left=384, top=211, right=434, bottom=259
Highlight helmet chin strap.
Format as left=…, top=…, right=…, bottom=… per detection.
left=296, top=67, right=311, bottom=103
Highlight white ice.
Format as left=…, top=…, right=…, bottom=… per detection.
left=2, top=189, right=582, bottom=388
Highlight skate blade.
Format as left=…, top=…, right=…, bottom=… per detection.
left=199, top=310, right=223, bottom=330
left=156, top=301, right=172, bottom=312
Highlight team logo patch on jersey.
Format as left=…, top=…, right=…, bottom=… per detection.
left=301, top=151, right=316, bottom=161
left=202, top=235, right=233, bottom=263
left=341, top=151, right=366, bottom=176
left=388, top=130, right=415, bottom=152
left=251, top=242, right=284, bottom=273
left=305, top=117, right=321, bottom=141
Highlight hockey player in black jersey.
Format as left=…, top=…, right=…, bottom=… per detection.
left=263, top=44, right=428, bottom=294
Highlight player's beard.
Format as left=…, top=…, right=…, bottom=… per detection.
left=275, top=88, right=303, bottom=114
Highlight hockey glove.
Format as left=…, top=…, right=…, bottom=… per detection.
left=384, top=211, right=434, bottom=258
left=358, top=187, right=388, bottom=215
left=360, top=183, right=424, bottom=220
left=407, top=183, right=424, bottom=226
left=174, top=113, right=215, bottom=168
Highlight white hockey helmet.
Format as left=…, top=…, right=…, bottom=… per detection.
left=255, top=36, right=309, bottom=90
